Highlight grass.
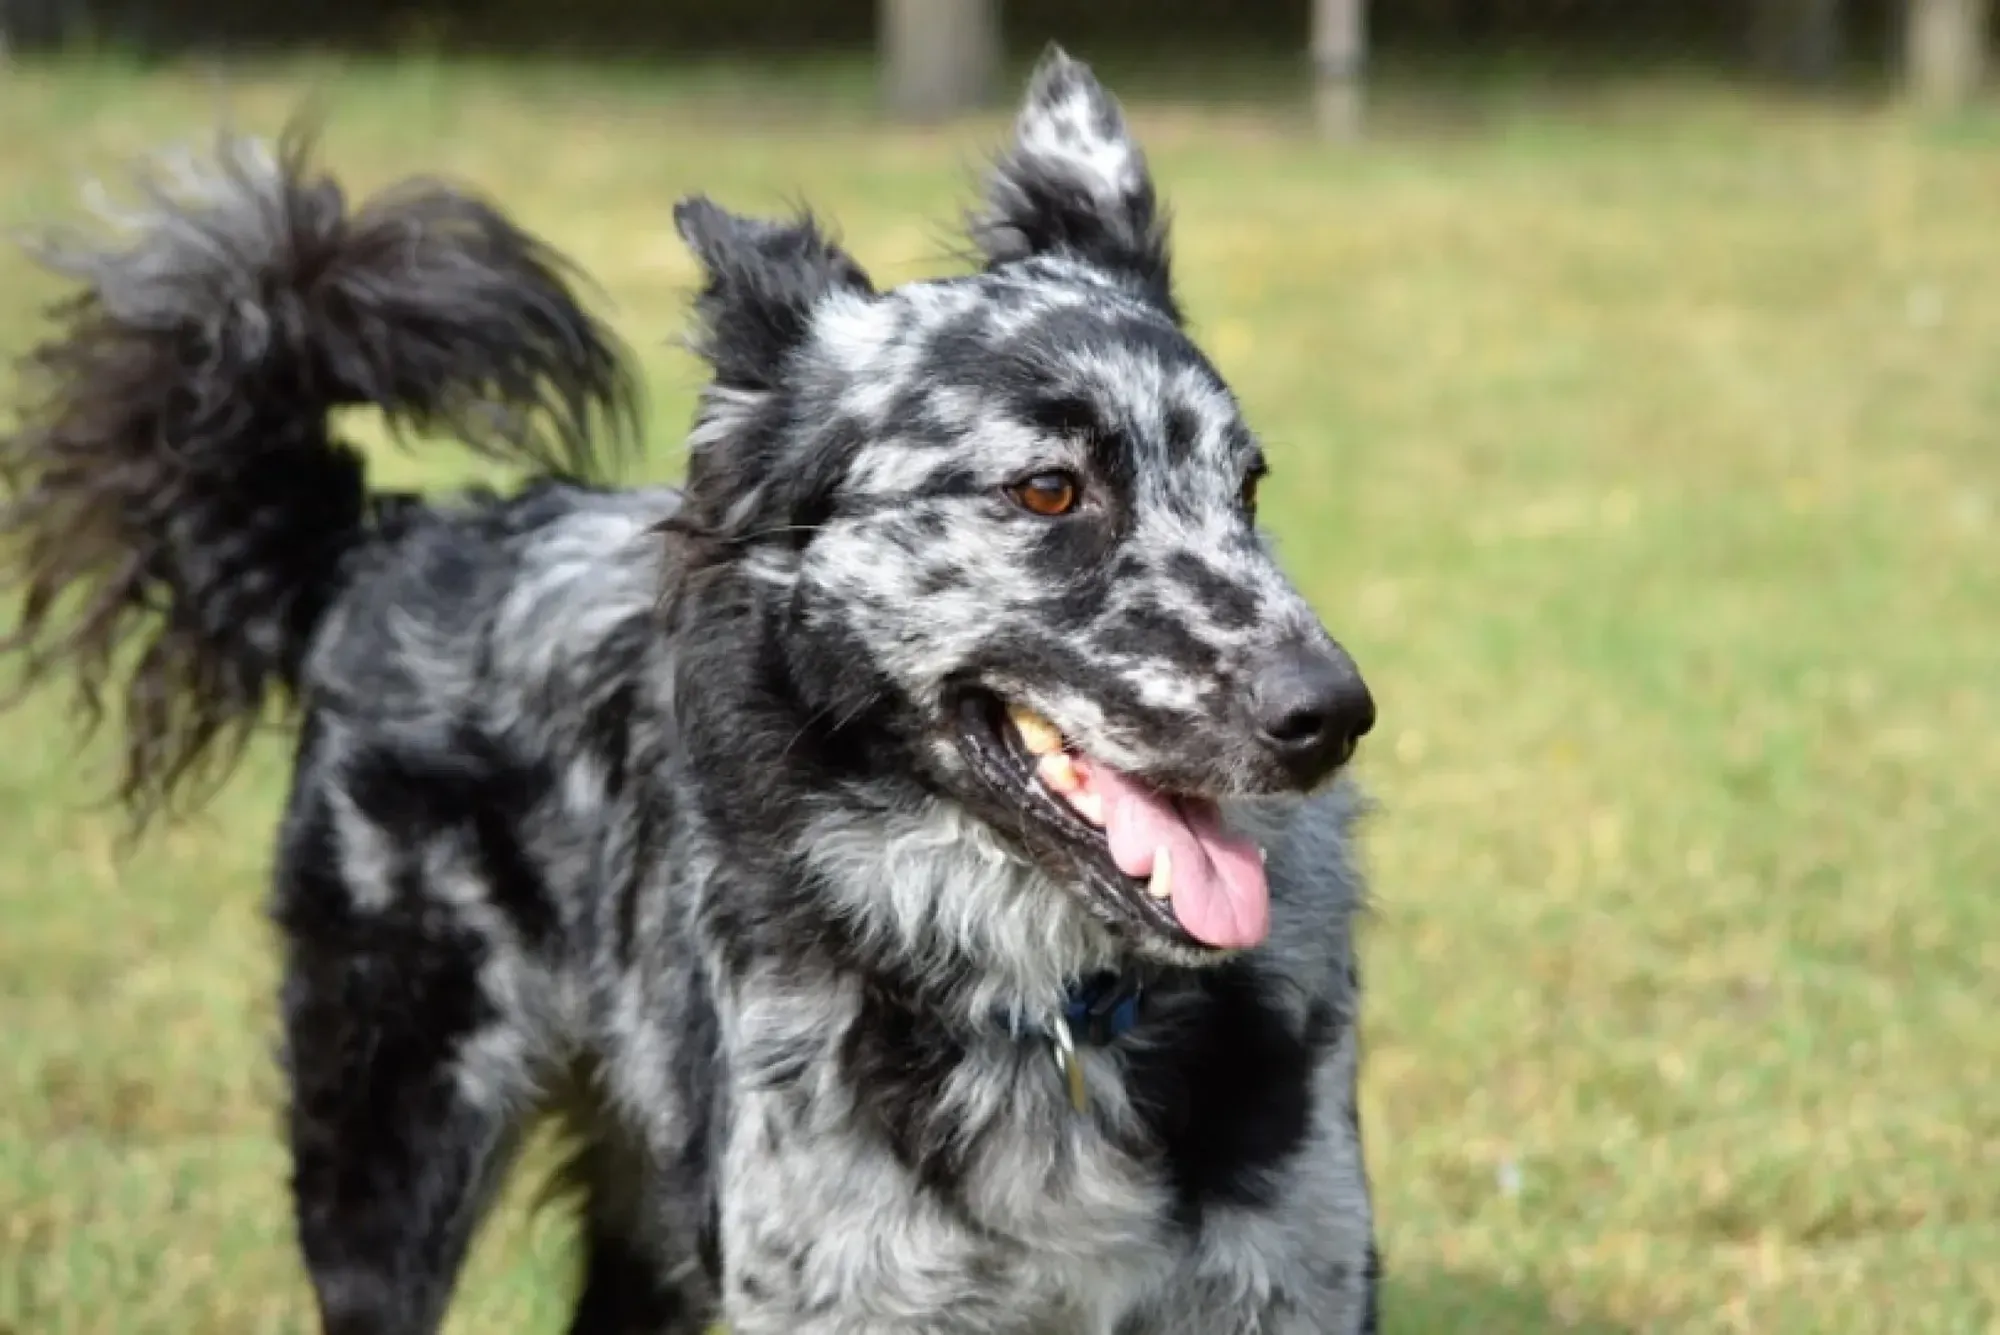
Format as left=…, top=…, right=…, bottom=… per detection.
left=2, top=51, right=1996, bottom=1335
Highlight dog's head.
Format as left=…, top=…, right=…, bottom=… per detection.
left=672, top=49, right=1372, bottom=965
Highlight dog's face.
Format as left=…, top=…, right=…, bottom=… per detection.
left=673, top=51, right=1372, bottom=964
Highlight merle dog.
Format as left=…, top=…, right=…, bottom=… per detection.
left=1, top=50, right=1381, bottom=1335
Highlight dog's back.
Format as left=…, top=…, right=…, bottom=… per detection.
left=281, top=476, right=678, bottom=936
left=304, top=480, right=676, bottom=776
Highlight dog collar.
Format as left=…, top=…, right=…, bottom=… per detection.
left=996, top=972, right=1147, bottom=1113
left=997, top=971, right=1147, bottom=1047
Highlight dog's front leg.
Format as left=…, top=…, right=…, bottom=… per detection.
left=715, top=1087, right=1034, bottom=1335
left=1121, top=1011, right=1379, bottom=1335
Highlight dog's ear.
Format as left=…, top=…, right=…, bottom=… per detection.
left=670, top=198, right=874, bottom=553
left=674, top=196, right=874, bottom=391
left=968, top=46, right=1177, bottom=321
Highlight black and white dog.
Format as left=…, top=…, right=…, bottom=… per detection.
left=2, top=50, right=1381, bottom=1334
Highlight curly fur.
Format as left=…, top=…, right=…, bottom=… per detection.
left=3, top=49, right=1382, bottom=1335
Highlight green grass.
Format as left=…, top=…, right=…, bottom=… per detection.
left=3, top=53, right=1997, bottom=1335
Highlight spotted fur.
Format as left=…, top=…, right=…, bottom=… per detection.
left=2, top=50, right=1381, bottom=1334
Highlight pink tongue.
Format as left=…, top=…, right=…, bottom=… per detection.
left=1079, top=763, right=1270, bottom=950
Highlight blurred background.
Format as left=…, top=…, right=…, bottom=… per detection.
left=2, top=3, right=1996, bottom=1332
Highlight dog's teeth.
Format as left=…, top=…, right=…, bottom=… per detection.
left=1147, top=847, right=1173, bottom=900
left=1037, top=751, right=1081, bottom=795
left=1070, top=789, right=1105, bottom=826
left=1009, top=706, right=1064, bottom=757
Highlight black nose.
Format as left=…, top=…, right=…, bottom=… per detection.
left=1248, top=640, right=1375, bottom=783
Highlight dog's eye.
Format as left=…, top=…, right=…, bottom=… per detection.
left=1240, top=467, right=1265, bottom=517
left=1007, top=471, right=1082, bottom=518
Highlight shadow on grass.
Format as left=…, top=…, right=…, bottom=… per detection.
left=1383, top=1269, right=1634, bottom=1334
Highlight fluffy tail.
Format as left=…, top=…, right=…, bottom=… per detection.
left=1, top=124, right=637, bottom=827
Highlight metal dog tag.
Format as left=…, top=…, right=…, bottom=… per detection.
left=1050, top=1014, right=1088, bottom=1114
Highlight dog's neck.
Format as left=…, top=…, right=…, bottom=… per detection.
left=798, top=798, right=1126, bottom=1024
left=665, top=566, right=1130, bottom=1026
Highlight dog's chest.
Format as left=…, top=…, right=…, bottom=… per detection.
left=965, top=1100, right=1186, bottom=1332
left=722, top=1052, right=1187, bottom=1333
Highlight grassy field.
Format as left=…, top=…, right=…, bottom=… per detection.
left=2, top=52, right=1996, bottom=1334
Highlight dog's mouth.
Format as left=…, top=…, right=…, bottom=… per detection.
left=952, top=689, right=1270, bottom=955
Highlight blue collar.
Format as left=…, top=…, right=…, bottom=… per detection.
left=998, top=972, right=1147, bottom=1047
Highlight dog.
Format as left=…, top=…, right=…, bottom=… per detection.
left=2, top=49, right=1381, bottom=1335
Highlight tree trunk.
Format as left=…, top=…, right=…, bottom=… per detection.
left=1311, top=0, right=1366, bottom=140
left=1907, top=0, right=1991, bottom=108
left=880, top=0, right=1000, bottom=123
left=1749, top=0, right=1844, bottom=83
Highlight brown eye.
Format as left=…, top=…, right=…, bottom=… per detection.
left=1241, top=466, right=1265, bottom=517
left=1008, top=470, right=1081, bottom=518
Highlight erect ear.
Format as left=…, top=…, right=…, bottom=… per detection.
left=967, top=45, right=1177, bottom=320
left=673, top=195, right=874, bottom=390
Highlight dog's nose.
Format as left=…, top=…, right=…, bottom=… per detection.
left=1248, top=640, right=1375, bottom=783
